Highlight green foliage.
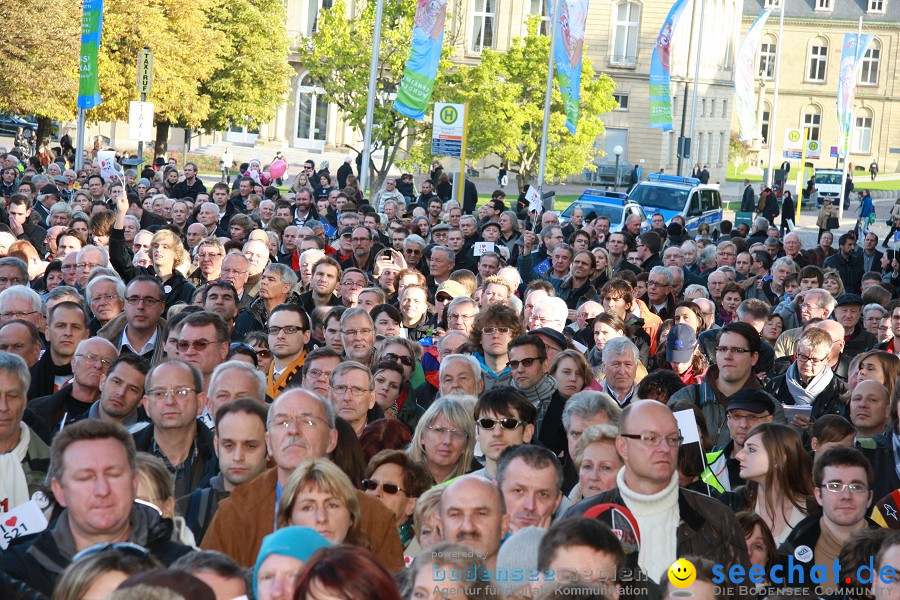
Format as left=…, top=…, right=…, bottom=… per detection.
left=729, top=131, right=751, bottom=165
left=405, top=17, right=617, bottom=192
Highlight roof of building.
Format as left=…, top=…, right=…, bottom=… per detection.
left=742, top=0, right=900, bottom=23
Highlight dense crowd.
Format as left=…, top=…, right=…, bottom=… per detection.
left=3, top=145, right=900, bottom=600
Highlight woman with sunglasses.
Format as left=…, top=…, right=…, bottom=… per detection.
left=243, top=331, right=273, bottom=374
left=373, top=336, right=425, bottom=431
left=362, top=450, right=431, bottom=552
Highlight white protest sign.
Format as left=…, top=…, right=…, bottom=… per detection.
left=525, top=185, right=542, bottom=213
left=673, top=409, right=701, bottom=445
left=473, top=241, right=495, bottom=256
left=98, top=150, right=121, bottom=182
left=0, top=499, right=48, bottom=550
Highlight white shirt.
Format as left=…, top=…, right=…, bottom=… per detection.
left=121, top=326, right=158, bottom=356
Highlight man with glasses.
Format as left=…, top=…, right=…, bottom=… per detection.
left=780, top=448, right=877, bottom=591
left=134, top=359, right=217, bottom=498
left=219, top=253, right=253, bottom=309
left=446, top=297, right=479, bottom=334
left=177, top=312, right=230, bottom=393
left=471, top=387, right=536, bottom=480
left=329, top=361, right=377, bottom=436
left=507, top=335, right=567, bottom=458
left=74, top=245, right=108, bottom=290
left=235, top=263, right=298, bottom=338
left=302, top=346, right=342, bottom=400
left=0, top=419, right=192, bottom=596
left=402, top=234, right=426, bottom=270
left=340, top=307, right=376, bottom=367
left=31, top=336, right=117, bottom=434
left=772, top=287, right=836, bottom=360
left=0, top=285, right=45, bottom=331
left=266, top=304, right=311, bottom=398
left=635, top=231, right=663, bottom=272
left=642, top=266, right=676, bottom=320
left=86, top=275, right=125, bottom=334
left=567, top=400, right=750, bottom=581
left=98, top=275, right=167, bottom=365
left=189, top=238, right=225, bottom=287
left=338, top=267, right=367, bottom=308
left=202, top=387, right=404, bottom=569
left=472, top=304, right=521, bottom=390
left=0, top=256, right=28, bottom=292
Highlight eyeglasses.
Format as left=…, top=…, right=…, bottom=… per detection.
left=384, top=353, right=414, bottom=367
left=647, top=280, right=670, bottom=288
left=72, top=542, right=149, bottom=563
left=220, top=268, right=248, bottom=275
left=76, top=263, right=103, bottom=270
left=796, top=352, right=828, bottom=365
left=477, top=417, right=526, bottom=430
left=176, top=339, right=223, bottom=352
left=361, top=478, right=406, bottom=495
left=342, top=328, right=374, bottom=337
left=508, top=357, right=542, bottom=370
left=820, top=482, right=870, bottom=494
left=715, top=346, right=752, bottom=355
left=146, top=387, right=197, bottom=401
left=332, top=384, right=370, bottom=397
left=726, top=413, right=769, bottom=423
left=0, top=310, right=38, bottom=319
left=272, top=414, right=328, bottom=430
left=125, top=296, right=163, bottom=305
left=426, top=425, right=469, bottom=441
left=482, top=327, right=511, bottom=335
left=75, top=353, right=113, bottom=367
left=620, top=432, right=683, bottom=447
left=91, top=293, right=120, bottom=304
left=306, top=368, right=333, bottom=379
left=0, top=277, right=26, bottom=286
left=267, top=325, right=304, bottom=335
left=449, top=313, right=476, bottom=321
left=198, top=252, right=223, bottom=260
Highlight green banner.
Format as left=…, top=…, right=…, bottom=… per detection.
left=78, top=0, right=104, bottom=109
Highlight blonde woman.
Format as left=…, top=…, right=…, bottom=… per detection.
left=569, top=423, right=622, bottom=502
left=408, top=396, right=476, bottom=484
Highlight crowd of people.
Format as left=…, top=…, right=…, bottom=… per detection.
left=3, top=145, right=900, bottom=600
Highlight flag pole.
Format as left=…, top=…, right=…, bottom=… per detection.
left=686, top=0, right=706, bottom=175
left=360, top=0, right=385, bottom=198
left=764, top=0, right=785, bottom=188
left=537, top=0, right=562, bottom=211
left=838, top=15, right=863, bottom=221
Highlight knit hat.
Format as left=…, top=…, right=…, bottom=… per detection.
left=136, top=178, right=151, bottom=188
left=496, top=526, right=545, bottom=597
left=254, top=527, right=331, bottom=596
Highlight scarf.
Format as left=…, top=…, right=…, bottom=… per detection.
left=268, top=350, right=306, bottom=399
left=785, top=360, right=833, bottom=406
left=0, top=423, right=30, bottom=509
left=515, top=375, right=558, bottom=433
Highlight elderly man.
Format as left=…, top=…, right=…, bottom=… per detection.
left=241, top=238, right=270, bottom=298
left=0, top=256, right=28, bottom=292
left=329, top=361, right=376, bottom=436
left=0, top=285, right=45, bottom=331
left=0, top=420, right=192, bottom=596
left=85, top=275, right=125, bottom=334
left=0, top=352, right=51, bottom=504
left=773, top=288, right=836, bottom=359
left=599, top=337, right=640, bottom=408
left=528, top=296, right=568, bottom=332
left=235, top=263, right=298, bottom=338
left=497, top=444, right=565, bottom=533
left=643, top=266, right=676, bottom=320
left=201, top=388, right=403, bottom=569
left=446, top=297, right=479, bottom=335
left=566, top=400, right=750, bottom=581
left=438, top=353, right=485, bottom=398
left=0, top=320, right=43, bottom=367
left=508, top=335, right=567, bottom=458
left=782, top=232, right=811, bottom=269
left=74, top=245, right=108, bottom=290
left=31, top=336, right=118, bottom=433
left=189, top=238, right=226, bottom=287
left=219, top=253, right=253, bottom=310
left=203, top=360, right=266, bottom=428
left=559, top=390, right=621, bottom=492
left=440, top=475, right=509, bottom=570
left=831, top=294, right=877, bottom=359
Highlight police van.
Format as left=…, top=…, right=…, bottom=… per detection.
left=628, top=174, right=724, bottom=237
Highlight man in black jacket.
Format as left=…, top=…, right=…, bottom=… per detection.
left=824, top=233, right=864, bottom=294
left=0, top=420, right=191, bottom=597
left=171, top=162, right=208, bottom=200
left=508, top=335, right=567, bottom=458
left=7, top=194, right=46, bottom=253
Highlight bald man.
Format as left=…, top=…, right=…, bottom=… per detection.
left=439, top=475, right=509, bottom=570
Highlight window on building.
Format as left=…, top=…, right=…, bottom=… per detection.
left=307, top=0, right=334, bottom=35
left=722, top=99, right=728, bottom=117
left=859, top=41, right=880, bottom=85
left=759, top=38, right=777, bottom=79
left=761, top=104, right=771, bottom=146
left=869, top=0, right=885, bottom=11
left=611, top=1, right=641, bottom=66
left=704, top=132, right=712, bottom=164
left=816, top=0, right=832, bottom=9
left=667, top=132, right=674, bottom=167
left=852, top=109, right=873, bottom=154
left=807, top=41, right=828, bottom=81
left=529, top=0, right=551, bottom=35
left=710, top=99, right=716, bottom=117
left=803, top=107, right=822, bottom=141
left=718, top=132, right=725, bottom=165
left=613, top=93, right=629, bottom=110
left=470, top=0, right=496, bottom=53
left=765, top=0, right=779, bottom=6
left=700, top=99, right=706, bottom=117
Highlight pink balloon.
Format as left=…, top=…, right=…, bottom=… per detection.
left=269, top=159, right=288, bottom=180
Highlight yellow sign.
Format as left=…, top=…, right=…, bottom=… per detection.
left=668, top=558, right=697, bottom=588
left=440, top=105, right=458, bottom=125
left=788, top=130, right=801, bottom=143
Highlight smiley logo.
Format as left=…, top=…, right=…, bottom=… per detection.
left=667, top=558, right=697, bottom=588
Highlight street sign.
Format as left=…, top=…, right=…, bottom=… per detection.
left=784, top=128, right=803, bottom=151
left=431, top=102, right=465, bottom=158
left=830, top=146, right=839, bottom=158
left=128, top=101, right=154, bottom=141
left=783, top=150, right=802, bottom=159
left=136, top=48, right=153, bottom=95
left=805, top=140, right=821, bottom=159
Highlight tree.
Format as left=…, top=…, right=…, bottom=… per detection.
left=0, top=0, right=79, bottom=144
left=200, top=0, right=293, bottom=131
left=405, top=17, right=618, bottom=193
left=729, top=131, right=751, bottom=166
left=295, top=0, right=454, bottom=194
left=89, top=0, right=224, bottom=155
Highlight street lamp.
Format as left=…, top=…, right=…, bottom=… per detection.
left=613, top=145, right=623, bottom=190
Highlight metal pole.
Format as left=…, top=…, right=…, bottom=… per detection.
left=537, top=0, right=562, bottom=209
left=838, top=16, right=863, bottom=221
left=360, top=0, right=385, bottom=200
left=675, top=0, right=699, bottom=177
left=686, top=0, right=706, bottom=176
left=137, top=92, right=146, bottom=163
left=615, top=154, right=621, bottom=190
left=75, top=109, right=86, bottom=171
left=765, top=0, right=785, bottom=187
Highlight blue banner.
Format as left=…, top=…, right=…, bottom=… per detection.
left=836, top=32, right=873, bottom=157
left=648, top=0, right=690, bottom=131
left=393, top=0, right=447, bottom=120
left=553, top=0, right=589, bottom=134
left=77, top=0, right=104, bottom=109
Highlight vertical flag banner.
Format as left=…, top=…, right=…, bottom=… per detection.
left=836, top=32, right=873, bottom=156
left=77, top=0, right=104, bottom=109
left=649, top=0, right=690, bottom=131
left=393, top=0, right=448, bottom=120
left=734, top=9, right=772, bottom=141
left=554, top=0, right=590, bottom=134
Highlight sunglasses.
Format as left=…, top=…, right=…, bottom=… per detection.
left=508, top=357, right=542, bottom=370
left=73, top=542, right=149, bottom=563
left=384, top=353, right=414, bottom=367
left=176, top=339, right=222, bottom=352
left=361, top=478, right=405, bottom=495
left=477, top=417, right=525, bottom=430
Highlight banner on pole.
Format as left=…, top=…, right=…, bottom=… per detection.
left=836, top=32, right=873, bottom=157
left=77, top=0, right=104, bottom=110
left=734, top=9, right=772, bottom=141
left=393, top=0, right=447, bottom=121
left=552, top=0, right=590, bottom=133
left=648, top=0, right=690, bottom=131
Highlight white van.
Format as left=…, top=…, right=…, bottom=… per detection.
left=812, top=169, right=843, bottom=208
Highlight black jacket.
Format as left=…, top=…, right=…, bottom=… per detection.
left=823, top=251, right=864, bottom=294
left=844, top=321, right=877, bottom=360
left=133, top=419, right=219, bottom=499
left=639, top=253, right=663, bottom=273
left=766, top=371, right=848, bottom=420
left=30, top=384, right=93, bottom=436
left=860, top=437, right=900, bottom=506
left=536, top=389, right=568, bottom=459
left=0, top=504, right=191, bottom=597
left=741, top=185, right=756, bottom=213
left=109, top=227, right=195, bottom=311
left=16, top=222, right=46, bottom=255
left=172, top=178, right=208, bottom=200
left=27, top=351, right=72, bottom=401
